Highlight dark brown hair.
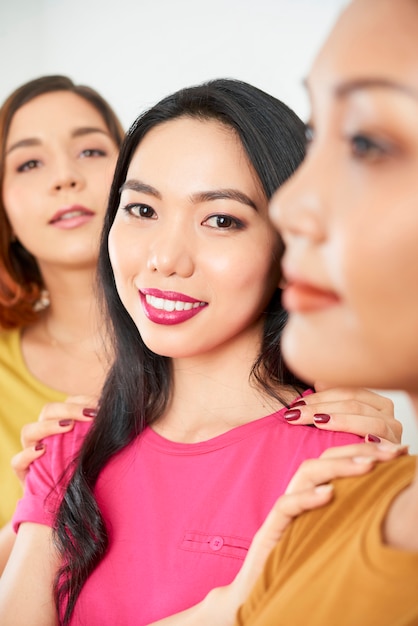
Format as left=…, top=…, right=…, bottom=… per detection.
left=0, top=75, right=125, bottom=329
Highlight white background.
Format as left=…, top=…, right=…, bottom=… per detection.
left=1, top=0, right=417, bottom=451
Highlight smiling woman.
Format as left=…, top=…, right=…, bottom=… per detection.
left=108, top=116, right=282, bottom=358
left=0, top=75, right=124, bottom=553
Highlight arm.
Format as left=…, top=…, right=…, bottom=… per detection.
left=0, top=523, right=15, bottom=575
left=285, top=385, right=402, bottom=443
left=0, top=523, right=58, bottom=625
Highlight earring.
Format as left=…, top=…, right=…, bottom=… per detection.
left=33, top=289, right=50, bottom=312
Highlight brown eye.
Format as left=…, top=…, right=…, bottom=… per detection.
left=203, top=214, right=245, bottom=230
left=350, top=134, right=387, bottom=160
left=122, top=203, right=157, bottom=219
left=17, top=159, right=40, bottom=173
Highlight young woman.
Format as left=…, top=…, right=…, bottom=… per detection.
left=0, top=75, right=124, bottom=566
left=234, top=0, right=418, bottom=623
left=0, top=78, right=404, bottom=625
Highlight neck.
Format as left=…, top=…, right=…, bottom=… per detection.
left=40, top=264, right=105, bottom=345
left=153, top=334, right=294, bottom=443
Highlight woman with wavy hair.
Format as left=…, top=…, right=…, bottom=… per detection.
left=0, top=75, right=124, bottom=567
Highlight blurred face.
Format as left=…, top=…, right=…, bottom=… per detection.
left=270, top=0, right=418, bottom=393
left=108, top=117, right=281, bottom=359
left=3, top=91, right=119, bottom=272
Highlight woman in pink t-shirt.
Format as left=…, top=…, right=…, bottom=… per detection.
left=0, top=79, right=404, bottom=626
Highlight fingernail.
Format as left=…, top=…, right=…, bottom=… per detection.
left=367, top=434, right=381, bottom=443
left=59, top=419, right=73, bottom=427
left=289, top=399, right=306, bottom=408
left=284, top=409, right=301, bottom=421
left=35, top=443, right=45, bottom=451
left=82, top=408, right=97, bottom=418
left=313, top=413, right=331, bottom=424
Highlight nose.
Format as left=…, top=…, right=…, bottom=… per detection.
left=147, top=222, right=195, bottom=278
left=269, top=151, right=327, bottom=245
left=50, top=158, right=85, bottom=193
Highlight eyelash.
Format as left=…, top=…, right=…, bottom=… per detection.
left=80, top=148, right=107, bottom=158
left=304, top=122, right=391, bottom=164
left=348, top=134, right=389, bottom=160
left=17, top=159, right=40, bottom=173
left=16, top=148, right=107, bottom=173
left=121, top=204, right=245, bottom=230
left=122, top=203, right=156, bottom=219
left=202, top=214, right=245, bottom=230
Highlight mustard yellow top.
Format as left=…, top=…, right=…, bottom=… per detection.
left=0, top=328, right=66, bottom=527
left=236, top=454, right=418, bottom=626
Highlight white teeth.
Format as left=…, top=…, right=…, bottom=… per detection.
left=60, top=210, right=85, bottom=220
left=145, top=294, right=204, bottom=311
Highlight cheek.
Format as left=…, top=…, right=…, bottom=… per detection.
left=92, top=161, right=117, bottom=206
left=108, top=223, right=141, bottom=298
left=210, top=235, right=280, bottom=303
left=3, top=192, right=40, bottom=246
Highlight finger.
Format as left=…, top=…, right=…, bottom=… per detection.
left=64, top=394, right=99, bottom=406
left=38, top=400, right=97, bottom=423
left=311, top=385, right=394, bottom=412
left=286, top=441, right=408, bottom=495
left=20, top=418, right=76, bottom=449
left=319, top=441, right=408, bottom=461
left=11, top=446, right=47, bottom=485
left=259, top=484, right=334, bottom=541
left=236, top=484, right=334, bottom=594
left=310, top=412, right=402, bottom=443
left=285, top=455, right=376, bottom=494
left=284, top=400, right=402, bottom=443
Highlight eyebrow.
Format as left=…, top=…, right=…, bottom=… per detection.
left=334, top=78, right=418, bottom=100
left=120, top=179, right=258, bottom=211
left=5, top=126, right=111, bottom=155
left=303, top=77, right=418, bottom=101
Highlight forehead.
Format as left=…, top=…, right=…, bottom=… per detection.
left=7, top=91, right=107, bottom=142
left=130, top=117, right=240, bottom=159
left=126, top=117, right=253, bottom=180
left=309, top=0, right=418, bottom=98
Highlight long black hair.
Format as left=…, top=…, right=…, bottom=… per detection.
left=53, top=78, right=308, bottom=623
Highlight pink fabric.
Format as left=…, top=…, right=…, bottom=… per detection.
left=13, top=403, right=361, bottom=625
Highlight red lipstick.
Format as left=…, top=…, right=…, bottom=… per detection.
left=139, top=288, right=207, bottom=326
left=49, top=205, right=95, bottom=229
left=282, top=282, right=340, bottom=313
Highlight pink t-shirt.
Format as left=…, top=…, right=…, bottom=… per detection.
left=14, top=405, right=361, bottom=624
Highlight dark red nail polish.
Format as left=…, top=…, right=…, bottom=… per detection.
left=35, top=442, right=45, bottom=451
left=59, top=419, right=73, bottom=427
left=82, top=408, right=97, bottom=418
left=367, top=434, right=381, bottom=443
left=289, top=399, right=306, bottom=408
left=313, top=413, right=331, bottom=424
left=284, top=409, right=301, bottom=421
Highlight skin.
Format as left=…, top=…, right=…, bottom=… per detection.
left=110, top=118, right=282, bottom=363
left=270, top=0, right=418, bottom=550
